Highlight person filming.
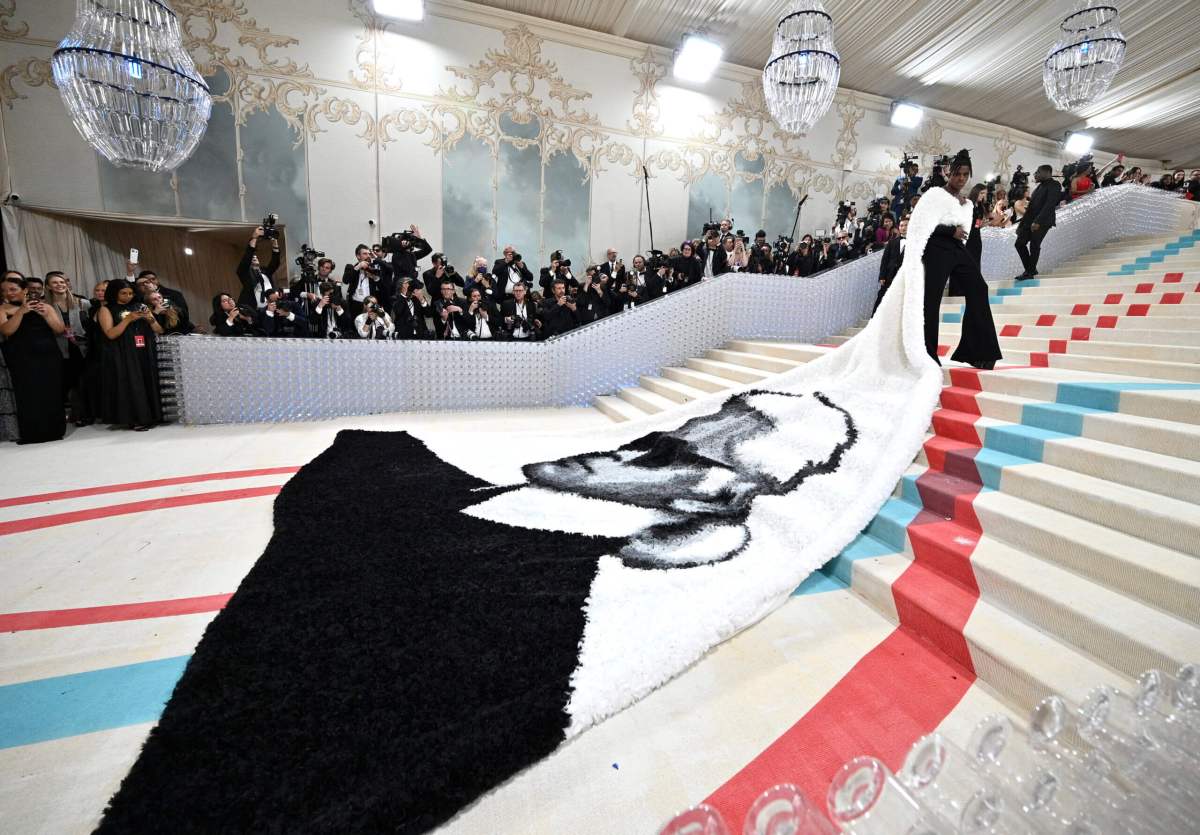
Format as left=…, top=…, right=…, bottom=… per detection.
left=237, top=225, right=281, bottom=309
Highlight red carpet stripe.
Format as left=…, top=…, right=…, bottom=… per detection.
left=0, top=485, right=283, bottom=537
left=0, top=467, right=299, bottom=509
left=1164, top=272, right=1183, bottom=283
left=0, top=594, right=232, bottom=632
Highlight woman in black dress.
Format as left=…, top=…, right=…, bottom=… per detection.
left=97, top=279, right=163, bottom=431
left=0, top=273, right=67, bottom=443
left=966, top=183, right=987, bottom=265
left=922, top=150, right=1002, bottom=370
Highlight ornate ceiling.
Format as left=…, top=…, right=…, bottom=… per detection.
left=467, top=0, right=1200, bottom=167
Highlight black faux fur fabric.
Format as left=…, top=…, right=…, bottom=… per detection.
left=97, top=430, right=620, bottom=834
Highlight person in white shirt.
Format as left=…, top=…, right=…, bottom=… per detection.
left=491, top=245, right=533, bottom=298
left=355, top=296, right=395, bottom=339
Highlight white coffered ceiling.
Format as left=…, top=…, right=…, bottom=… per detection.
left=466, top=0, right=1200, bottom=166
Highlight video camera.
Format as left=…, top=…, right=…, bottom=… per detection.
left=261, top=212, right=280, bottom=241
left=835, top=201, right=855, bottom=225
left=924, top=155, right=951, bottom=191
left=381, top=230, right=417, bottom=253
left=294, top=243, right=325, bottom=281
left=1062, top=154, right=1094, bottom=183
left=773, top=235, right=793, bottom=260
left=645, top=249, right=667, bottom=271
left=900, top=153, right=918, bottom=172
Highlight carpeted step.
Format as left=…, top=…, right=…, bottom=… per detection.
left=704, top=348, right=801, bottom=374
left=1043, top=352, right=1200, bottom=382
left=637, top=374, right=706, bottom=405
left=981, top=336, right=1200, bottom=362
left=685, top=356, right=769, bottom=384
left=940, top=323, right=1200, bottom=346
left=724, top=341, right=833, bottom=363
left=661, top=365, right=735, bottom=393
left=616, top=386, right=677, bottom=415
left=593, top=394, right=643, bottom=423
left=985, top=313, right=1200, bottom=330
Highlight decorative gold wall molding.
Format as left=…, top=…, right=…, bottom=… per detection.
left=0, top=55, right=51, bottom=107
left=0, top=0, right=28, bottom=40
left=903, top=116, right=951, bottom=160
left=627, top=47, right=664, bottom=138
left=832, top=93, right=864, bottom=169
left=992, top=129, right=1018, bottom=178
left=347, top=0, right=404, bottom=93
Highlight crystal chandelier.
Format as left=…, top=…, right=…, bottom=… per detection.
left=762, top=1, right=841, bottom=135
left=52, top=0, right=212, bottom=172
left=1043, top=3, right=1127, bottom=111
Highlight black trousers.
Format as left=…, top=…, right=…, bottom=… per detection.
left=1014, top=223, right=1050, bottom=275
left=923, top=238, right=1002, bottom=367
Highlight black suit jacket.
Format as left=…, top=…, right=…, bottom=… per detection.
left=342, top=262, right=394, bottom=308
left=492, top=259, right=534, bottom=295
left=501, top=298, right=539, bottom=338
left=539, top=297, right=577, bottom=338
left=878, top=237, right=906, bottom=284
left=671, top=255, right=702, bottom=287
left=158, top=285, right=190, bottom=321
left=236, top=244, right=280, bottom=308
left=312, top=304, right=352, bottom=339
left=1023, top=179, right=1063, bottom=229
left=598, top=261, right=626, bottom=284
left=576, top=282, right=612, bottom=324
left=391, top=293, right=431, bottom=339
left=389, top=236, right=432, bottom=280
left=459, top=301, right=501, bottom=339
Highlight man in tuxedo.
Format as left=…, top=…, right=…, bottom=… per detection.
left=598, top=248, right=625, bottom=284
left=236, top=225, right=281, bottom=309
left=540, top=278, right=577, bottom=338
left=312, top=284, right=352, bottom=339
left=391, top=277, right=431, bottom=339
left=433, top=280, right=466, bottom=339
left=891, top=161, right=922, bottom=220
left=701, top=230, right=729, bottom=279
left=872, top=217, right=907, bottom=315
left=576, top=266, right=612, bottom=324
left=342, top=244, right=394, bottom=316
left=258, top=290, right=309, bottom=337
left=615, top=254, right=659, bottom=309
left=492, top=245, right=534, bottom=298
left=1014, top=165, right=1062, bottom=281
left=133, top=271, right=189, bottom=321
left=539, top=252, right=578, bottom=296
left=501, top=282, right=539, bottom=339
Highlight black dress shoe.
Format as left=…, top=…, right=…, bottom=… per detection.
left=1014, top=273, right=1033, bottom=281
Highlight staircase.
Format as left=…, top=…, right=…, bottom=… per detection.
left=592, top=230, right=1200, bottom=721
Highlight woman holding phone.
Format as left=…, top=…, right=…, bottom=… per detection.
left=0, top=272, right=67, bottom=443
left=97, top=278, right=163, bottom=431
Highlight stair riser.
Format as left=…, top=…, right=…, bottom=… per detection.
left=940, top=326, right=1200, bottom=346
left=945, top=336, right=1200, bottom=362
left=725, top=341, right=830, bottom=363
left=985, top=315, right=1200, bottom=330
left=616, top=388, right=666, bottom=414
left=705, top=349, right=798, bottom=373
left=638, top=376, right=697, bottom=405
left=684, top=358, right=765, bottom=384
left=593, top=397, right=632, bottom=422
left=662, top=367, right=731, bottom=393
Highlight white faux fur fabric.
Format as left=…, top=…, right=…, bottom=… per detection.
left=420, top=186, right=964, bottom=736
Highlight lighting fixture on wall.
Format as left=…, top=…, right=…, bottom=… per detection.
left=1064, top=131, right=1094, bottom=155
left=762, top=1, right=840, bottom=135
left=1043, top=3, right=1126, bottom=111
left=183, top=247, right=194, bottom=256
left=890, top=102, right=924, bottom=129
left=51, top=0, right=212, bottom=172
left=673, top=34, right=723, bottom=84
left=373, top=0, right=424, bottom=21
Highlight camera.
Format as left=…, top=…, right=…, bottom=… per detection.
left=511, top=252, right=523, bottom=263
left=443, top=265, right=458, bottom=279
left=835, top=201, right=855, bottom=225
left=900, top=153, right=918, bottom=172
left=1008, top=165, right=1029, bottom=202
left=645, top=249, right=667, bottom=271
left=275, top=300, right=292, bottom=314
left=366, top=302, right=385, bottom=315
left=773, top=235, right=793, bottom=259
left=318, top=281, right=343, bottom=305
left=381, top=230, right=415, bottom=252
left=294, top=243, right=325, bottom=280
left=924, top=155, right=951, bottom=191
left=261, top=212, right=280, bottom=240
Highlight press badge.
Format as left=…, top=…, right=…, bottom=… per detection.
left=134, top=335, right=146, bottom=348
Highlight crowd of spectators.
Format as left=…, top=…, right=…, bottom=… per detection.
left=1, top=161, right=1195, bottom=445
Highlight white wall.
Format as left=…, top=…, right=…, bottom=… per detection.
left=0, top=0, right=1164, bottom=278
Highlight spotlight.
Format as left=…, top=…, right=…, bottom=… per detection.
left=986, top=172, right=997, bottom=182
left=890, top=102, right=924, bottom=129
left=183, top=247, right=194, bottom=256
left=373, top=0, right=423, bottom=20
left=673, top=35, right=722, bottom=84
left=1064, top=131, right=1093, bottom=155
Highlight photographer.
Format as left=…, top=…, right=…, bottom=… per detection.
left=539, top=278, right=577, bottom=338
left=576, top=266, right=612, bottom=324
left=493, top=245, right=534, bottom=298
left=1101, top=164, right=1125, bottom=188
left=461, top=287, right=499, bottom=340
left=701, top=230, right=729, bottom=278
left=749, top=240, right=776, bottom=273
left=598, top=248, right=626, bottom=284
left=788, top=240, right=819, bottom=277
left=501, top=282, right=539, bottom=339
left=422, top=253, right=464, bottom=295
left=354, top=296, right=395, bottom=340
left=147, top=291, right=193, bottom=336
left=0, top=273, right=66, bottom=443
left=464, top=257, right=500, bottom=305
left=258, top=289, right=309, bottom=338
left=288, top=254, right=333, bottom=333
left=386, top=224, right=432, bottom=283
left=671, top=241, right=702, bottom=288
left=313, top=283, right=352, bottom=339
left=210, top=293, right=257, bottom=337
left=1014, top=165, right=1062, bottom=281
left=539, top=251, right=577, bottom=295
left=616, top=254, right=656, bottom=309
left=892, top=160, right=922, bottom=220
left=343, top=243, right=394, bottom=317
left=392, top=277, right=431, bottom=340
left=236, top=225, right=281, bottom=309
left=434, top=280, right=466, bottom=339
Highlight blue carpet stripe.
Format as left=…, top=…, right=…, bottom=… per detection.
left=1054, top=381, right=1200, bottom=412
left=1107, top=230, right=1200, bottom=276
left=0, top=656, right=188, bottom=749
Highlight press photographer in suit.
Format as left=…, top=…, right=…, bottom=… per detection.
left=501, top=282, right=539, bottom=339
left=1014, top=165, right=1063, bottom=281
left=386, top=225, right=432, bottom=283
left=539, top=252, right=578, bottom=295
left=492, top=246, right=534, bottom=298
left=392, top=277, right=430, bottom=339
left=540, top=278, right=577, bottom=338
left=701, top=230, right=729, bottom=279
left=313, top=282, right=352, bottom=339
left=576, top=266, right=612, bottom=324
left=422, top=253, right=464, bottom=295
left=598, top=248, right=626, bottom=284
left=342, top=244, right=394, bottom=316
left=461, top=287, right=500, bottom=340
left=236, top=225, right=281, bottom=309
left=434, top=280, right=467, bottom=339
left=258, top=289, right=309, bottom=337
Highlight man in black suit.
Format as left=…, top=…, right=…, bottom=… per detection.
left=501, top=282, right=539, bottom=339
left=236, top=225, right=281, bottom=309
left=391, top=277, right=431, bottom=339
left=700, top=230, right=729, bottom=278
left=492, top=245, right=534, bottom=298
left=433, top=279, right=467, bottom=339
left=614, top=254, right=660, bottom=309
left=598, top=248, right=625, bottom=284
left=576, top=266, right=612, bottom=324
left=386, top=224, right=432, bottom=284
left=342, top=243, right=394, bottom=316
left=422, top=253, right=464, bottom=295
left=1015, top=165, right=1062, bottom=281
left=540, top=278, right=577, bottom=338
left=872, top=217, right=907, bottom=315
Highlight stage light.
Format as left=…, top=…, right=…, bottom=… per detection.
left=183, top=247, right=194, bottom=256
left=890, top=102, right=924, bottom=129
left=373, top=0, right=423, bottom=21
left=1064, top=131, right=1093, bottom=155
left=674, top=35, right=722, bottom=84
